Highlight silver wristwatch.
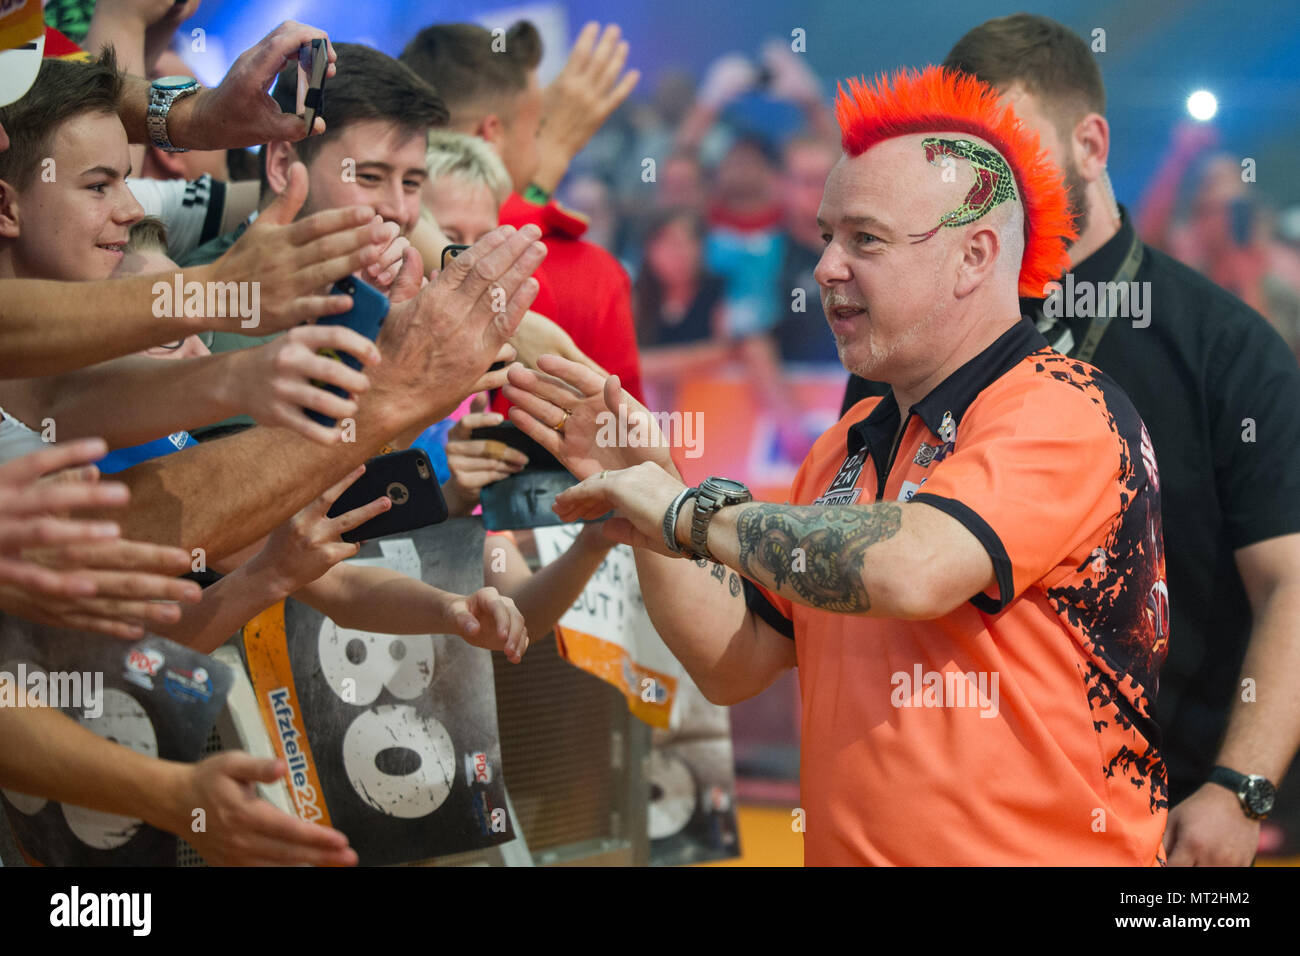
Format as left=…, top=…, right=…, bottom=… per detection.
left=690, top=477, right=752, bottom=562
left=147, top=76, right=202, bottom=153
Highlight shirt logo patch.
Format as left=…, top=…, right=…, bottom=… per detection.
left=898, top=478, right=927, bottom=502
left=815, top=449, right=866, bottom=505
left=815, top=487, right=863, bottom=506
left=914, top=443, right=938, bottom=467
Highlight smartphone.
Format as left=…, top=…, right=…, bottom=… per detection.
left=297, top=39, right=328, bottom=135
left=441, top=243, right=470, bottom=270
left=469, top=422, right=582, bottom=530
left=328, top=449, right=448, bottom=543
left=469, top=422, right=564, bottom=472
left=306, top=275, right=389, bottom=428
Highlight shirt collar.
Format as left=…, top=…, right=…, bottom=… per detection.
left=847, top=316, right=1047, bottom=455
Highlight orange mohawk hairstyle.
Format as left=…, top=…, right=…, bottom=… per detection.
left=835, top=65, right=1076, bottom=297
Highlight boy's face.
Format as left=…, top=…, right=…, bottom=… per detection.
left=4, top=111, right=143, bottom=281
left=423, top=175, right=498, bottom=245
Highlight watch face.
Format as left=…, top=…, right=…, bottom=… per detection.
left=706, top=477, right=749, bottom=498
left=1245, top=777, right=1277, bottom=814
left=154, top=76, right=197, bottom=91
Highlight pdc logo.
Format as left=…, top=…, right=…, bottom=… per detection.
left=464, top=751, right=491, bottom=786
left=126, top=648, right=164, bottom=677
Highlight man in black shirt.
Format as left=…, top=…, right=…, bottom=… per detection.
left=843, top=14, right=1300, bottom=864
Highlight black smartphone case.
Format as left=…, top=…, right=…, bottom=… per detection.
left=328, top=449, right=448, bottom=543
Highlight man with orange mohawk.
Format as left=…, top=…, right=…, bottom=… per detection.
left=502, top=66, right=1170, bottom=865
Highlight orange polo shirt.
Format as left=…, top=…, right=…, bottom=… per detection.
left=747, top=318, right=1169, bottom=865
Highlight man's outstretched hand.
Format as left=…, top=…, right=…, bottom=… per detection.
left=553, top=461, right=687, bottom=557
left=0, top=439, right=201, bottom=639
left=367, top=225, right=545, bottom=432
left=533, top=22, right=640, bottom=193
left=503, top=354, right=679, bottom=481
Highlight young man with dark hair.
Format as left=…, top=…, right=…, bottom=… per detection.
left=842, top=12, right=1300, bottom=865
left=401, top=20, right=646, bottom=404
left=185, top=42, right=447, bottom=271
left=176, top=42, right=450, bottom=435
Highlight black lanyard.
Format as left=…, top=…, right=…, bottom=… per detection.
left=1036, top=228, right=1145, bottom=364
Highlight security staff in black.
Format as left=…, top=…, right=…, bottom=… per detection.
left=843, top=207, right=1300, bottom=845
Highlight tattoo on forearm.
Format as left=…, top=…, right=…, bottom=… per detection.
left=692, top=558, right=744, bottom=601
left=736, top=504, right=903, bottom=612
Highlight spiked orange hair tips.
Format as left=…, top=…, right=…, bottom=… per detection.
left=835, top=66, right=1077, bottom=297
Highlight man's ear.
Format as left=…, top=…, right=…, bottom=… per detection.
left=1072, top=112, right=1110, bottom=183
left=0, top=178, right=21, bottom=240
left=475, top=114, right=507, bottom=155
left=263, top=140, right=299, bottom=196
left=953, top=225, right=1001, bottom=299
left=142, top=144, right=188, bottom=180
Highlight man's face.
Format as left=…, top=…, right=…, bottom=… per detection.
left=999, top=84, right=1089, bottom=239
left=783, top=142, right=837, bottom=240
left=814, top=138, right=972, bottom=382
left=5, top=111, right=143, bottom=281
left=298, top=119, right=429, bottom=235
left=424, top=175, right=499, bottom=245
left=500, top=71, right=543, bottom=192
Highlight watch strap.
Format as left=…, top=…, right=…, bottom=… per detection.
left=1208, top=765, right=1275, bottom=820
left=663, top=487, right=697, bottom=557
left=690, top=487, right=722, bottom=562
left=148, top=80, right=201, bottom=153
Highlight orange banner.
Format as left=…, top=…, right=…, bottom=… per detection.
left=243, top=603, right=332, bottom=828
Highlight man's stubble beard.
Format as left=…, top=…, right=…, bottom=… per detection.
left=830, top=293, right=948, bottom=385
left=1063, top=158, right=1090, bottom=241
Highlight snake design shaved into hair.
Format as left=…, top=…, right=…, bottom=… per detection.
left=908, top=137, right=1018, bottom=243
left=835, top=67, right=1075, bottom=294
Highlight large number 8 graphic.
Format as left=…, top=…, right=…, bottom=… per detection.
left=317, top=619, right=455, bottom=818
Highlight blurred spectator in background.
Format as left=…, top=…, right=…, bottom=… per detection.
left=632, top=209, right=728, bottom=377
left=402, top=20, right=645, bottom=405
left=768, top=134, right=841, bottom=366
left=559, top=174, right=620, bottom=261
left=1138, top=122, right=1300, bottom=351
left=704, top=134, right=784, bottom=340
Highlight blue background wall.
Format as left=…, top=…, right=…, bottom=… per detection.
left=182, top=0, right=1300, bottom=208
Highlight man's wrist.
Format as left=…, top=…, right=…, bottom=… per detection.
left=530, top=147, right=569, bottom=196
left=164, top=87, right=210, bottom=151
left=137, top=757, right=191, bottom=836
left=241, top=553, right=298, bottom=605
left=441, top=480, right=475, bottom=518
left=203, top=351, right=245, bottom=421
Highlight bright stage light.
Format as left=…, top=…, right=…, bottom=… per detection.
left=1187, top=90, right=1218, bottom=121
